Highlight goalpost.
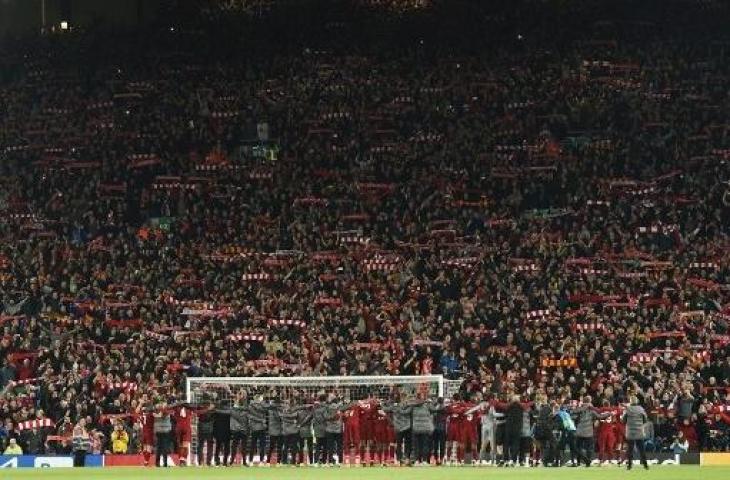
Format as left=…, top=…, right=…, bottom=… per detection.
left=186, top=375, right=461, bottom=465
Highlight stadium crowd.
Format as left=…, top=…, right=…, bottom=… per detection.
left=0, top=0, right=729, bottom=467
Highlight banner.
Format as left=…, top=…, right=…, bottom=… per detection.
left=701, top=453, right=730, bottom=466
left=0, top=455, right=103, bottom=468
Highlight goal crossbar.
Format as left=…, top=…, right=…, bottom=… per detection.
left=186, top=375, right=445, bottom=402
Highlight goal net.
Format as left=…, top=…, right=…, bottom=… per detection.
left=186, top=375, right=446, bottom=465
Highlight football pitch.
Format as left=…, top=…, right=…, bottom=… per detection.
left=2, top=466, right=727, bottom=480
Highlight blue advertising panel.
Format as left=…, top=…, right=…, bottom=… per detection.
left=0, top=455, right=103, bottom=468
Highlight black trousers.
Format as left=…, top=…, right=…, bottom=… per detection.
left=432, top=429, right=446, bottom=462
left=504, top=431, right=521, bottom=463
left=267, top=434, right=283, bottom=463
left=281, top=434, right=298, bottom=464
left=248, top=430, right=267, bottom=463
left=395, top=429, right=412, bottom=463
left=73, top=450, right=86, bottom=467
left=576, top=436, right=594, bottom=466
left=198, top=433, right=214, bottom=466
left=155, top=431, right=171, bottom=467
left=198, top=434, right=213, bottom=465
left=413, top=432, right=431, bottom=463
left=626, top=439, right=648, bottom=468
left=557, top=430, right=578, bottom=465
left=299, top=436, right=314, bottom=464
left=520, top=437, right=532, bottom=463
left=230, top=431, right=247, bottom=465
left=214, top=435, right=230, bottom=465
left=325, top=432, right=343, bottom=464
left=314, top=436, right=327, bottom=464
left=537, top=431, right=556, bottom=466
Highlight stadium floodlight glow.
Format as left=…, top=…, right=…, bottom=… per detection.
left=60, top=21, right=69, bottom=30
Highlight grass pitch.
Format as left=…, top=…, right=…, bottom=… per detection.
left=2, top=466, right=726, bottom=480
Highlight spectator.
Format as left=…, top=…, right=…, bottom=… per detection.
left=22, top=426, right=45, bottom=455
left=439, top=350, right=459, bottom=376
left=671, top=432, right=689, bottom=454
left=678, top=418, right=699, bottom=450
left=72, top=419, right=90, bottom=467
left=111, top=423, right=129, bottom=454
left=3, top=438, right=22, bottom=455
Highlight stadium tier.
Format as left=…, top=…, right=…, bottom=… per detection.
left=0, top=0, right=729, bottom=471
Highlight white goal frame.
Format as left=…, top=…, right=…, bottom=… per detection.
left=184, top=375, right=465, bottom=465
left=186, top=375, right=446, bottom=402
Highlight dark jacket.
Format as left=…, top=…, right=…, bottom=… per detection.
left=574, top=405, right=610, bottom=438
left=312, top=403, right=329, bottom=438
left=325, top=402, right=347, bottom=434
left=280, top=406, right=302, bottom=436
left=22, top=429, right=45, bottom=454
left=504, top=402, right=524, bottom=436
left=198, top=410, right=214, bottom=436
left=622, top=404, right=648, bottom=441
left=383, top=403, right=413, bottom=433
left=266, top=402, right=282, bottom=436
left=297, top=407, right=313, bottom=438
left=411, top=400, right=440, bottom=434
left=534, top=403, right=553, bottom=439
left=213, top=409, right=231, bottom=438
left=230, top=407, right=248, bottom=433
left=247, top=401, right=268, bottom=432
left=434, top=403, right=447, bottom=432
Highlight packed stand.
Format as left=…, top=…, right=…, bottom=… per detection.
left=0, top=0, right=729, bottom=461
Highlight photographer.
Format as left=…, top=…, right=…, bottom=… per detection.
left=111, top=422, right=129, bottom=454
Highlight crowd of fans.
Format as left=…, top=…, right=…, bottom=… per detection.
left=0, top=0, right=729, bottom=461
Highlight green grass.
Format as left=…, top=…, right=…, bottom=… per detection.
left=1, top=466, right=727, bottom=480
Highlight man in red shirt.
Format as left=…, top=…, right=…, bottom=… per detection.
left=140, top=408, right=155, bottom=467
left=172, top=404, right=193, bottom=466
left=343, top=403, right=361, bottom=464
left=461, top=402, right=479, bottom=462
left=361, top=398, right=380, bottom=465
left=343, top=396, right=379, bottom=465
left=445, top=394, right=476, bottom=464
left=596, top=403, right=621, bottom=464
left=373, top=406, right=394, bottom=465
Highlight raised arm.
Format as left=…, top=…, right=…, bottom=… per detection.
left=466, top=402, right=486, bottom=415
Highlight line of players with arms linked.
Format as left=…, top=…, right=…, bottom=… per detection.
left=139, top=386, right=657, bottom=469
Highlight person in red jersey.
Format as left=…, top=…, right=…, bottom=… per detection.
left=461, top=401, right=480, bottom=463
left=445, top=394, right=476, bottom=464
left=359, top=398, right=380, bottom=465
left=373, top=404, right=394, bottom=465
left=171, top=402, right=193, bottom=466
left=596, top=401, right=620, bottom=464
left=343, top=402, right=361, bottom=463
left=140, top=407, right=155, bottom=467
left=344, top=396, right=379, bottom=465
